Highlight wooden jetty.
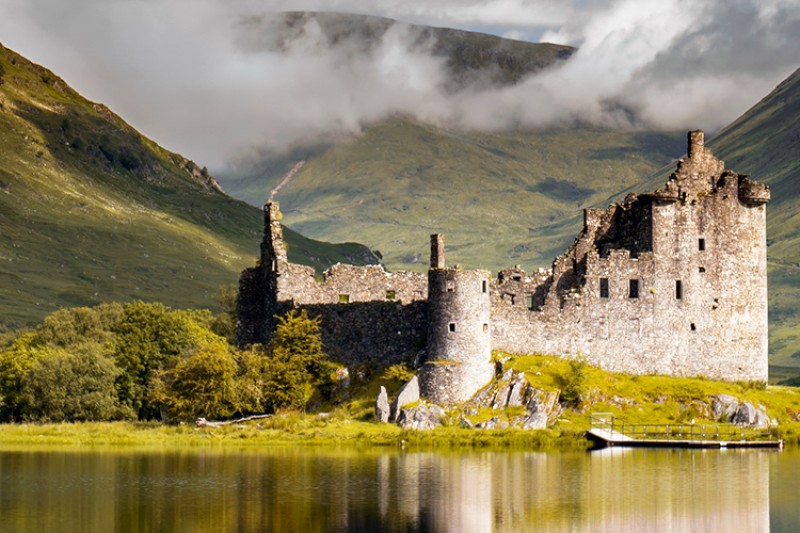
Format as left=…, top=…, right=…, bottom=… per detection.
left=587, top=413, right=783, bottom=449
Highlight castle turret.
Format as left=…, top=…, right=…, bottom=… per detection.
left=235, top=201, right=284, bottom=347
left=419, top=235, right=494, bottom=405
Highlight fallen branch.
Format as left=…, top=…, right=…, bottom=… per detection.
left=196, top=413, right=272, bottom=428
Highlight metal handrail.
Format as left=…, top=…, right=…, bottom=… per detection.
left=590, top=413, right=778, bottom=442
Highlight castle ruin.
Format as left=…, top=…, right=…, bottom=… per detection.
left=237, top=131, right=770, bottom=404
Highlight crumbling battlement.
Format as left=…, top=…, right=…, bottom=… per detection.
left=237, top=130, right=770, bottom=404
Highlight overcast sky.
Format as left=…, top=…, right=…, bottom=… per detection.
left=0, top=0, right=798, bottom=169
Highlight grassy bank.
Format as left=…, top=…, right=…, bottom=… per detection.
left=0, top=419, right=587, bottom=451
left=2, top=354, right=799, bottom=451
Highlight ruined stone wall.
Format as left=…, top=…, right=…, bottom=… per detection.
left=236, top=201, right=429, bottom=366
left=489, top=131, right=769, bottom=382
left=237, top=130, right=770, bottom=403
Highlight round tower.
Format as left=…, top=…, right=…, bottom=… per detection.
left=419, top=234, right=494, bottom=405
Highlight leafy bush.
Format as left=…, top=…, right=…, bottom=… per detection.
left=21, top=343, right=129, bottom=422
left=153, top=341, right=241, bottom=422
left=560, top=356, right=587, bottom=407
left=112, top=301, right=221, bottom=419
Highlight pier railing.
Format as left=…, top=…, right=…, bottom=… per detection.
left=589, top=412, right=779, bottom=443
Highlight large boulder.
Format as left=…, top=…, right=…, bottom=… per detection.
left=711, top=394, right=740, bottom=421
left=375, top=386, right=390, bottom=423
left=731, top=402, right=770, bottom=429
left=396, top=402, right=445, bottom=430
left=514, top=389, right=562, bottom=430
left=710, top=395, right=769, bottom=428
left=390, top=375, right=420, bottom=422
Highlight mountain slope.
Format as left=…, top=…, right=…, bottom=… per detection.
left=0, top=44, right=376, bottom=327
left=224, top=119, right=684, bottom=270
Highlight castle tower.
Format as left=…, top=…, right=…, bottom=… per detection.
left=419, top=234, right=495, bottom=405
left=235, top=201, right=285, bottom=347
left=647, top=130, right=769, bottom=380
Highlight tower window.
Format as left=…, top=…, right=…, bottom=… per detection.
left=699, top=267, right=705, bottom=273
left=675, top=280, right=683, bottom=300
left=448, top=323, right=456, bottom=333
left=690, top=322, right=697, bottom=332
left=698, top=238, right=706, bottom=251
left=629, top=279, right=639, bottom=299
left=482, top=323, right=489, bottom=333
left=446, top=280, right=455, bottom=292
left=525, top=294, right=534, bottom=309
left=338, top=294, right=350, bottom=304
left=482, top=280, right=487, bottom=293
left=600, top=278, right=609, bottom=298
left=386, top=290, right=396, bottom=300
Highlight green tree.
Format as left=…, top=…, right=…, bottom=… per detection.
left=210, top=284, right=238, bottom=343
left=21, top=342, right=127, bottom=422
left=153, top=341, right=240, bottom=422
left=263, top=309, right=336, bottom=411
left=113, top=301, right=222, bottom=419
left=33, top=303, right=121, bottom=347
left=0, top=333, right=41, bottom=421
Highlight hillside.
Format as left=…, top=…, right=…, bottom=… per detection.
left=0, top=44, right=376, bottom=328
left=220, top=13, right=681, bottom=270
left=224, top=120, right=684, bottom=270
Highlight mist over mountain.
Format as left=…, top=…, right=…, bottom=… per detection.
left=1, top=3, right=797, bottom=168
left=0, top=44, right=376, bottom=327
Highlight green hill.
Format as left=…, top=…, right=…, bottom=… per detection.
left=0, top=44, right=376, bottom=328
left=224, top=119, right=684, bottom=270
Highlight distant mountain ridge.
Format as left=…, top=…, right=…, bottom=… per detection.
left=242, top=11, right=575, bottom=93
left=0, top=43, right=376, bottom=327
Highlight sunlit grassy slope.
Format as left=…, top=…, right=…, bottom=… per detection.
left=224, top=120, right=683, bottom=270
left=0, top=44, right=376, bottom=328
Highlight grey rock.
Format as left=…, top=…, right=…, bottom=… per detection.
left=506, top=373, right=528, bottom=407
left=711, top=394, right=740, bottom=421
left=390, top=375, right=420, bottom=422
left=375, top=386, right=390, bottom=423
left=732, top=402, right=769, bottom=429
left=459, top=416, right=474, bottom=429
left=711, top=395, right=769, bottom=428
left=396, top=402, right=445, bottom=430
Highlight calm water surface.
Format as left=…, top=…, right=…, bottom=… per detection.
left=0, top=445, right=797, bottom=532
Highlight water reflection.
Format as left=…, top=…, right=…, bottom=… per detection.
left=0, top=445, right=787, bottom=532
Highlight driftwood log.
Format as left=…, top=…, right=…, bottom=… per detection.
left=195, top=414, right=272, bottom=428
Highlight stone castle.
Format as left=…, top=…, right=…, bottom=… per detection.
left=236, top=131, right=770, bottom=404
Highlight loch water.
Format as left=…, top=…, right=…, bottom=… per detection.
left=0, top=446, right=797, bottom=532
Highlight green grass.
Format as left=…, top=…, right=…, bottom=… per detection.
left=0, top=44, right=376, bottom=328
left=3, top=354, right=800, bottom=450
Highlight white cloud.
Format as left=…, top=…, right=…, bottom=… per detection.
left=0, top=0, right=797, bottom=168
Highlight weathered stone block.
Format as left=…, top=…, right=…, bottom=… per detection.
left=375, top=386, right=390, bottom=423
left=390, top=375, right=420, bottom=422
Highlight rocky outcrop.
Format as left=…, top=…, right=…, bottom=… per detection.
left=468, top=369, right=561, bottom=429
left=396, top=402, right=445, bottom=430
left=710, top=395, right=770, bottom=429
left=390, top=376, right=420, bottom=422
left=375, top=386, right=390, bottom=423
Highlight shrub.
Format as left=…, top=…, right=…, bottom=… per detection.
left=153, top=341, right=240, bottom=422
left=21, top=343, right=128, bottom=422
left=561, top=356, right=587, bottom=407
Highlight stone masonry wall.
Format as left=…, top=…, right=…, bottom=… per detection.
left=237, top=130, right=770, bottom=403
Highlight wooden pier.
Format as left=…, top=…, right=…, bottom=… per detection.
left=587, top=413, right=783, bottom=449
